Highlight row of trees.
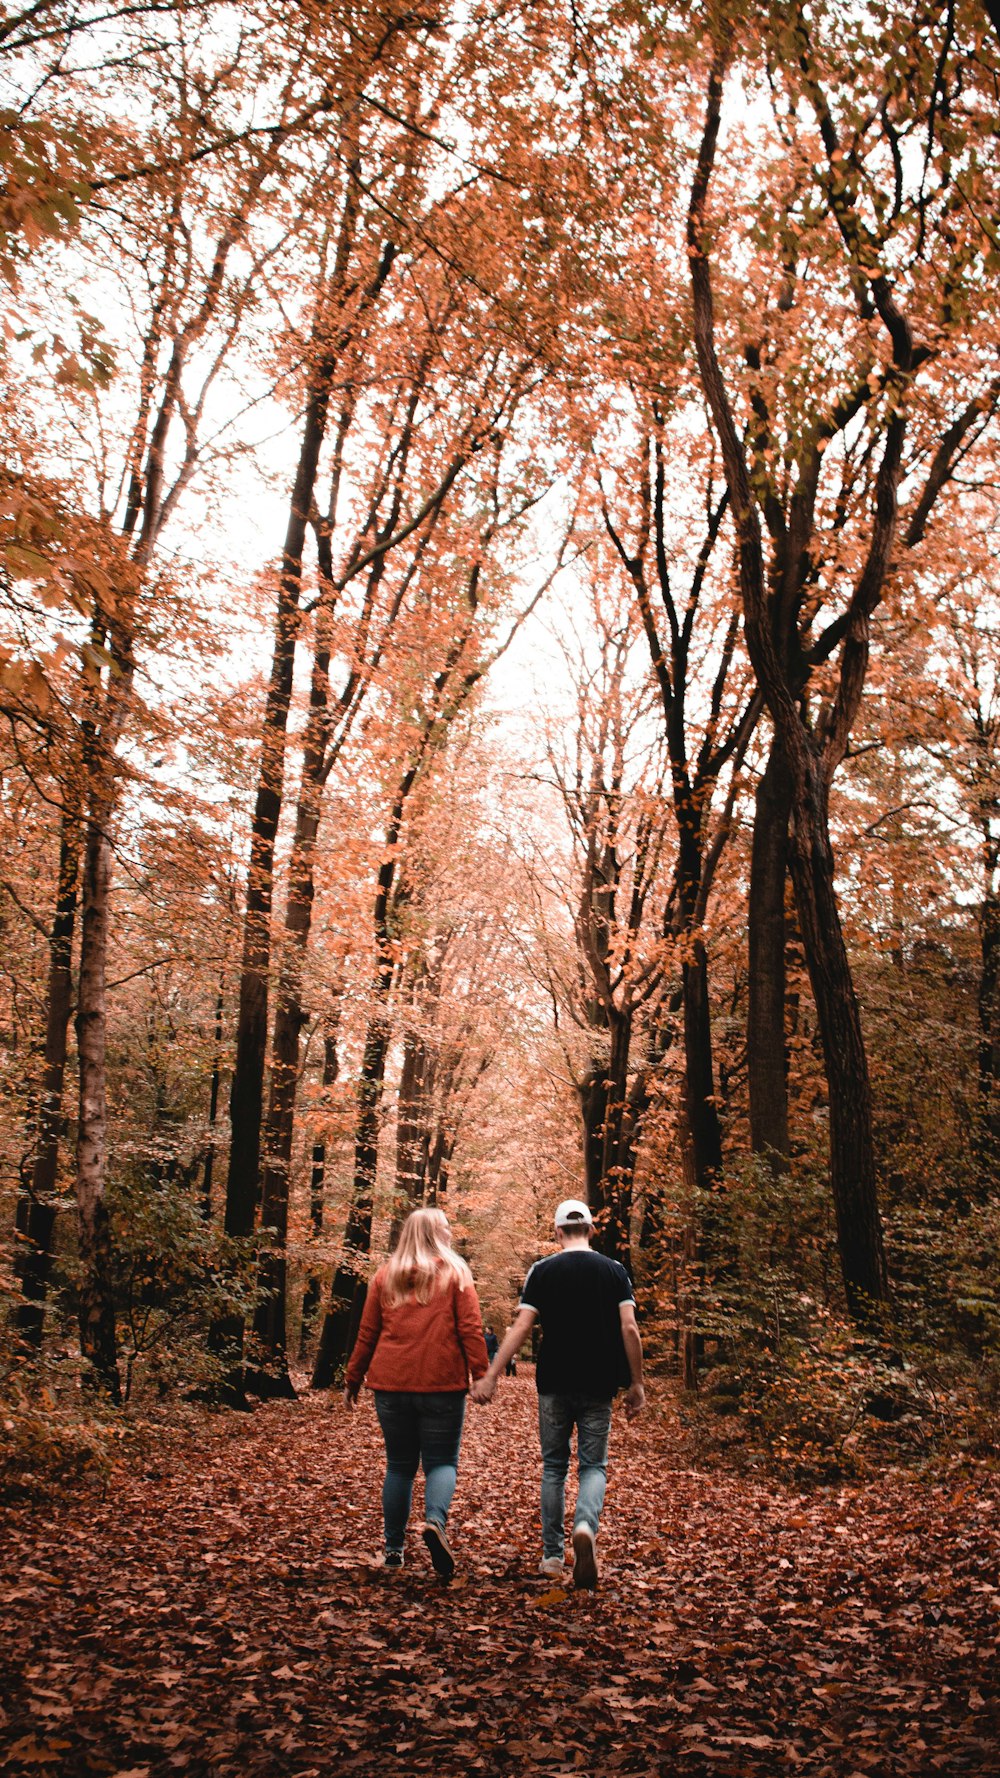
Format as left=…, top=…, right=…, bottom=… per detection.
left=1, top=0, right=997, bottom=1406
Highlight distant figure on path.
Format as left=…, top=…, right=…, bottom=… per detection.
left=484, top=1324, right=499, bottom=1362
left=344, top=1208, right=489, bottom=1580
left=471, top=1198, right=644, bottom=1590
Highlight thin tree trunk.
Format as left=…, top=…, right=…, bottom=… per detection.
left=976, top=886, right=999, bottom=1179
left=74, top=808, right=122, bottom=1401
left=593, top=1013, right=634, bottom=1267
left=200, top=973, right=225, bottom=1220
left=312, top=762, right=420, bottom=1388
left=747, top=739, right=792, bottom=1165
left=225, top=366, right=337, bottom=1248
left=681, top=933, right=723, bottom=1190
left=310, top=1015, right=391, bottom=1387
left=13, top=811, right=80, bottom=1347
left=299, top=1028, right=339, bottom=1361
left=394, top=1020, right=431, bottom=1208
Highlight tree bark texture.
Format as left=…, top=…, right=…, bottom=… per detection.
left=747, top=740, right=793, bottom=1165
left=74, top=811, right=122, bottom=1401
left=311, top=767, right=416, bottom=1387
left=978, top=886, right=1000, bottom=1173
left=13, top=812, right=80, bottom=1346
left=687, top=48, right=890, bottom=1316
left=310, top=1016, right=390, bottom=1388
left=225, top=366, right=336, bottom=1248
left=299, top=1028, right=339, bottom=1360
left=579, top=1012, right=636, bottom=1268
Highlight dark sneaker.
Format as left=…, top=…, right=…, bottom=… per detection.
left=572, top=1525, right=598, bottom=1590
left=421, top=1521, right=455, bottom=1582
left=383, top=1551, right=404, bottom=1569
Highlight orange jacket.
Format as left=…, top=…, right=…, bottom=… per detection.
left=346, top=1263, right=489, bottom=1393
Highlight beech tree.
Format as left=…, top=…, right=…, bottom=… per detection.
left=682, top=0, right=1000, bottom=1315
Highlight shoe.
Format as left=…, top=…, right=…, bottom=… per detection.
left=572, top=1525, right=598, bottom=1590
left=538, top=1556, right=565, bottom=1578
left=383, top=1551, right=404, bottom=1568
left=421, top=1521, right=455, bottom=1582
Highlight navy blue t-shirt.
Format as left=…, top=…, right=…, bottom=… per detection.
left=520, top=1248, right=635, bottom=1400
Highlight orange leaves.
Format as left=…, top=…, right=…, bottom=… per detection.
left=1, top=1379, right=999, bottom=1775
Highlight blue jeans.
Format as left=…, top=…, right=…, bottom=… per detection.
left=537, top=1394, right=613, bottom=1560
left=373, top=1390, right=466, bottom=1554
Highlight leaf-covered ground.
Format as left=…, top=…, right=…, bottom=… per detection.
left=1, top=1374, right=999, bottom=1777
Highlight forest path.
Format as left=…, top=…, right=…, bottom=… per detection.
left=1, top=1374, right=998, bottom=1777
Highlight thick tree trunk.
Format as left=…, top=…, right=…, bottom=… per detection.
left=687, top=53, right=891, bottom=1318
left=13, top=812, right=80, bottom=1346
left=579, top=1065, right=609, bottom=1204
left=747, top=740, right=793, bottom=1165
left=787, top=767, right=889, bottom=1315
left=74, top=812, right=122, bottom=1402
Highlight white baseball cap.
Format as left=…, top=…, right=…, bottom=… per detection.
left=554, top=1198, right=593, bottom=1229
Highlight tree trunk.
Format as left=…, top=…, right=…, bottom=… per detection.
left=225, top=367, right=336, bottom=1249
left=394, top=1020, right=431, bottom=1208
left=200, top=973, right=225, bottom=1221
left=977, top=884, right=1000, bottom=1179
left=74, top=811, right=122, bottom=1402
left=13, top=811, right=80, bottom=1347
left=747, top=739, right=792, bottom=1165
left=594, top=1014, right=634, bottom=1267
left=687, top=52, right=890, bottom=1317
left=787, top=766, right=889, bottom=1315
left=311, top=1016, right=390, bottom=1387
left=298, top=1027, right=339, bottom=1361
left=681, top=934, right=723, bottom=1191
left=578, top=1066, right=609, bottom=1204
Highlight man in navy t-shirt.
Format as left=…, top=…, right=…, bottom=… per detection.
left=472, top=1199, right=645, bottom=1589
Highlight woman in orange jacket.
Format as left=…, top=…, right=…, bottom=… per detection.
left=344, top=1207, right=489, bottom=1579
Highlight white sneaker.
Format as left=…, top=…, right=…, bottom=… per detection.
left=572, top=1525, right=598, bottom=1590
left=538, top=1555, right=565, bottom=1578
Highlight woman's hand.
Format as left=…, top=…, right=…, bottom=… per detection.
left=343, top=1383, right=360, bottom=1409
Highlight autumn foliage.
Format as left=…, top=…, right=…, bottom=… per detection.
left=0, top=0, right=998, bottom=1696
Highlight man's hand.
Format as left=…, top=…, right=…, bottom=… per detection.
left=343, top=1383, right=360, bottom=1409
left=623, top=1382, right=645, bottom=1421
left=470, top=1373, right=497, bottom=1405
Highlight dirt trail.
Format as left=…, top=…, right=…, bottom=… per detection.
left=1, top=1374, right=998, bottom=1775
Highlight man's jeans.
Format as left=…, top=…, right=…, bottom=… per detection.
left=373, top=1390, right=466, bottom=1554
left=537, top=1393, right=612, bottom=1560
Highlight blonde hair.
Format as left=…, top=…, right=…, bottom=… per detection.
left=381, top=1207, right=473, bottom=1309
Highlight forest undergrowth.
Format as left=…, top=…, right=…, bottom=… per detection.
left=1, top=1374, right=999, bottom=1777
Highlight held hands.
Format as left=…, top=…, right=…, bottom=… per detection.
left=470, top=1372, right=497, bottom=1405
left=623, top=1383, right=646, bottom=1421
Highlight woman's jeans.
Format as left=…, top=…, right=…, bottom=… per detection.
left=537, top=1393, right=612, bottom=1560
left=373, top=1390, right=466, bottom=1554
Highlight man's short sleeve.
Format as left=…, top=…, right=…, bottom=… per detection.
left=614, top=1261, right=637, bottom=1306
left=519, top=1262, right=542, bottom=1312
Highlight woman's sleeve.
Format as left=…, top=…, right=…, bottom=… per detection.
left=345, top=1274, right=384, bottom=1389
left=455, top=1282, right=490, bottom=1381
